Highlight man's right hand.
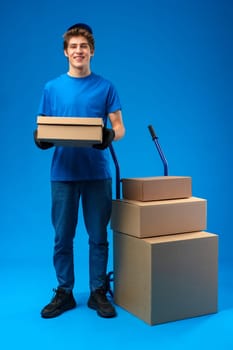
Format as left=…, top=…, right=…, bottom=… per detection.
left=33, top=129, right=54, bottom=150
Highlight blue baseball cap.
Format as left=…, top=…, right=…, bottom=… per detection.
left=67, top=23, right=93, bottom=34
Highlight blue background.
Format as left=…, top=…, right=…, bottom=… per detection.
left=0, top=0, right=232, bottom=349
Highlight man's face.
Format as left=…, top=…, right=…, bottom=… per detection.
left=64, top=35, right=94, bottom=71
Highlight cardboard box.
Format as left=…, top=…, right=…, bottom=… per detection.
left=111, top=197, right=206, bottom=238
left=122, top=176, right=192, bottom=201
left=113, top=231, right=218, bottom=325
left=37, top=116, right=103, bottom=147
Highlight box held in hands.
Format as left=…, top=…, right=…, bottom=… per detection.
left=37, top=116, right=103, bottom=147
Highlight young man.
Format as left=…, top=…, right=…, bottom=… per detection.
left=34, top=23, right=125, bottom=318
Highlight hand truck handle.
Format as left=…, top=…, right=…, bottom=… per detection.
left=148, top=124, right=169, bottom=176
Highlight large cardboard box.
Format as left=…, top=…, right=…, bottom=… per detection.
left=113, top=231, right=218, bottom=325
left=122, top=176, right=192, bottom=201
left=111, top=197, right=206, bottom=238
left=37, top=116, right=103, bottom=147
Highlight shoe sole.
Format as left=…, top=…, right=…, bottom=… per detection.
left=41, top=302, right=76, bottom=319
left=87, top=300, right=116, bottom=318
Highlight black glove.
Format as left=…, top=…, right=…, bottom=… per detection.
left=93, top=127, right=115, bottom=150
left=33, top=129, right=54, bottom=150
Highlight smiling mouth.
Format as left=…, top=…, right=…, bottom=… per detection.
left=73, top=55, right=84, bottom=61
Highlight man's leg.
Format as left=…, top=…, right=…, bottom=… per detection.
left=82, top=179, right=116, bottom=318
left=41, top=181, right=79, bottom=318
left=52, top=181, right=80, bottom=291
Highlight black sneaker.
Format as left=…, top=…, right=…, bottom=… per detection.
left=41, top=288, right=76, bottom=318
left=87, top=288, right=117, bottom=318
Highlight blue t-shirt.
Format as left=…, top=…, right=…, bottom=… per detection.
left=38, top=73, right=122, bottom=181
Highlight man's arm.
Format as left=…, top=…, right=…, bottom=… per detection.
left=93, top=110, right=125, bottom=150
left=108, top=110, right=125, bottom=141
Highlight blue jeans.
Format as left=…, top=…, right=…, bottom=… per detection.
left=51, top=179, right=112, bottom=292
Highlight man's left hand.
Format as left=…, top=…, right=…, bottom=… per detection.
left=93, top=127, right=115, bottom=150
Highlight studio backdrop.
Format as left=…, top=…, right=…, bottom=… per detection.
left=1, top=0, right=232, bottom=278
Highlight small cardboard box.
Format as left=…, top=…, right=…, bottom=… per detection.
left=113, top=231, right=218, bottom=325
left=111, top=197, right=206, bottom=238
left=122, top=176, right=192, bottom=201
left=37, top=116, right=103, bottom=147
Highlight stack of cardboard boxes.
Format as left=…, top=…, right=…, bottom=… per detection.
left=111, top=176, right=218, bottom=325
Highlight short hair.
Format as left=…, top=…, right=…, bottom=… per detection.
left=63, top=23, right=95, bottom=52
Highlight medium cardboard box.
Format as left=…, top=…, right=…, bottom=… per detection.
left=37, top=116, right=103, bottom=147
left=122, top=176, right=192, bottom=201
left=113, top=231, right=218, bottom=325
left=111, top=197, right=206, bottom=238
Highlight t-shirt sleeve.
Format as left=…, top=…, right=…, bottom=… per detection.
left=38, top=86, right=52, bottom=116
left=106, top=83, right=122, bottom=114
